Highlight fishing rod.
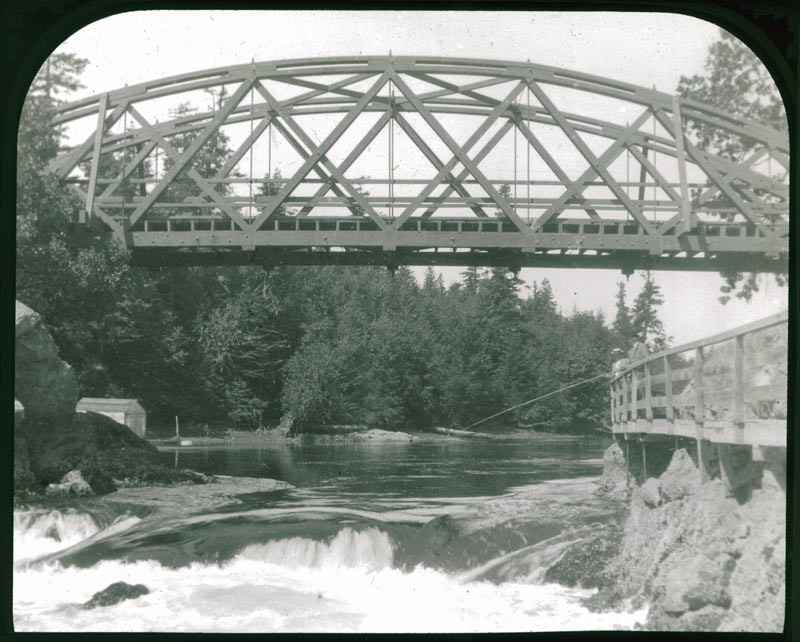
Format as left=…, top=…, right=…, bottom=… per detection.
left=461, top=371, right=611, bottom=432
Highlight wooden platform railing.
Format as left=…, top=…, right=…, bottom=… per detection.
left=610, top=309, right=788, bottom=449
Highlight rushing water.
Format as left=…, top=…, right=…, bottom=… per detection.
left=14, top=433, right=647, bottom=632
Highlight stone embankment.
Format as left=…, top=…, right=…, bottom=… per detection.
left=588, top=441, right=784, bottom=632
left=14, top=300, right=215, bottom=503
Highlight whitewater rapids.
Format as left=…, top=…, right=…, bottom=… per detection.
left=13, top=480, right=647, bottom=633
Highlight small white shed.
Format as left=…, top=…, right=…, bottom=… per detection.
left=76, top=398, right=147, bottom=438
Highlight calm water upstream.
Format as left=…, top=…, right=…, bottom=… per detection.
left=14, top=433, right=648, bottom=632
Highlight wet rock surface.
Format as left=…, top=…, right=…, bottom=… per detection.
left=582, top=444, right=785, bottom=632
left=594, top=442, right=629, bottom=501
left=83, top=582, right=149, bottom=609
left=543, top=520, right=622, bottom=589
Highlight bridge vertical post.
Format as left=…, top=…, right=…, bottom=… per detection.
left=671, top=96, right=695, bottom=235
left=631, top=367, right=638, bottom=424
left=644, top=360, right=653, bottom=422
left=664, top=354, right=673, bottom=422
left=694, top=346, right=708, bottom=483
left=733, top=333, right=744, bottom=425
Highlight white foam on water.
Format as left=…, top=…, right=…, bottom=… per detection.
left=239, top=526, right=394, bottom=570
left=14, top=509, right=101, bottom=561
left=14, top=509, right=142, bottom=565
left=14, top=526, right=647, bottom=633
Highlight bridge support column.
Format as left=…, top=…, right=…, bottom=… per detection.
left=718, top=443, right=757, bottom=495
left=641, top=439, right=647, bottom=480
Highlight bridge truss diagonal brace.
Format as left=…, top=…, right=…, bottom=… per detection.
left=276, top=72, right=388, bottom=106
left=126, top=78, right=256, bottom=229
left=216, top=111, right=275, bottom=179
left=527, top=79, right=657, bottom=238
left=266, top=117, right=371, bottom=221
left=250, top=72, right=391, bottom=230
left=127, top=105, right=252, bottom=232
left=297, top=110, right=393, bottom=217
left=48, top=99, right=129, bottom=179
left=69, top=183, right=124, bottom=237
left=254, top=81, right=386, bottom=227
left=407, top=72, right=505, bottom=109
left=696, top=147, right=769, bottom=206
left=98, top=139, right=159, bottom=201
left=652, top=109, right=780, bottom=249
left=417, top=119, right=514, bottom=219
left=393, top=111, right=490, bottom=218
left=625, top=145, right=684, bottom=236
left=83, top=93, right=109, bottom=223
left=388, top=73, right=529, bottom=232
left=669, top=98, right=694, bottom=235
left=510, top=113, right=601, bottom=222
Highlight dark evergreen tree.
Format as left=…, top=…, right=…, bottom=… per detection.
left=612, top=281, right=635, bottom=349
left=630, top=272, right=669, bottom=352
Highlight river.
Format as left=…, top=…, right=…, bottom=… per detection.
left=13, top=432, right=648, bottom=632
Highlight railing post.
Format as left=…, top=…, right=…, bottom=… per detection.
left=664, top=354, right=673, bottom=421
left=621, top=373, right=629, bottom=423
left=695, top=346, right=708, bottom=483
left=610, top=380, right=616, bottom=428
left=733, top=333, right=744, bottom=425
left=631, top=367, right=638, bottom=422
left=644, top=360, right=653, bottom=421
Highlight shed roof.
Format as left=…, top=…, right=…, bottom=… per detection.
left=77, top=398, right=146, bottom=414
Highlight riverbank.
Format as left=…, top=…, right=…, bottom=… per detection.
left=148, top=426, right=593, bottom=447
left=574, top=442, right=785, bottom=632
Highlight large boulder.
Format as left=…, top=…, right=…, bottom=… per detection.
left=15, top=301, right=78, bottom=421
left=638, top=477, right=662, bottom=508
left=659, top=448, right=701, bottom=502
left=661, top=553, right=734, bottom=616
left=595, top=442, right=630, bottom=501
left=83, top=582, right=149, bottom=609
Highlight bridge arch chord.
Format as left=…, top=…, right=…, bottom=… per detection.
left=45, top=56, right=789, bottom=269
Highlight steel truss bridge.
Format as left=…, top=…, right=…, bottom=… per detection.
left=47, top=56, right=789, bottom=271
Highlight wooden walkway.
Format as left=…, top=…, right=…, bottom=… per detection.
left=610, top=310, right=788, bottom=452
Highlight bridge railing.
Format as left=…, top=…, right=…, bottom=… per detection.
left=610, top=309, right=788, bottom=448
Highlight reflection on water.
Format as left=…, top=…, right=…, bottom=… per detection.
left=162, top=436, right=610, bottom=502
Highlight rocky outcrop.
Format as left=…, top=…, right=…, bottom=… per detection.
left=658, top=448, right=700, bottom=502
left=14, top=399, right=37, bottom=498
left=14, top=301, right=218, bottom=502
left=46, top=470, right=95, bottom=497
left=25, top=410, right=206, bottom=494
left=638, top=477, right=661, bottom=508
left=83, top=582, right=149, bottom=609
left=592, top=445, right=785, bottom=632
left=544, top=521, right=623, bottom=589
left=15, top=301, right=78, bottom=421
left=594, top=442, right=630, bottom=501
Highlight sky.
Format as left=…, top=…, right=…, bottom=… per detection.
left=47, top=10, right=789, bottom=345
